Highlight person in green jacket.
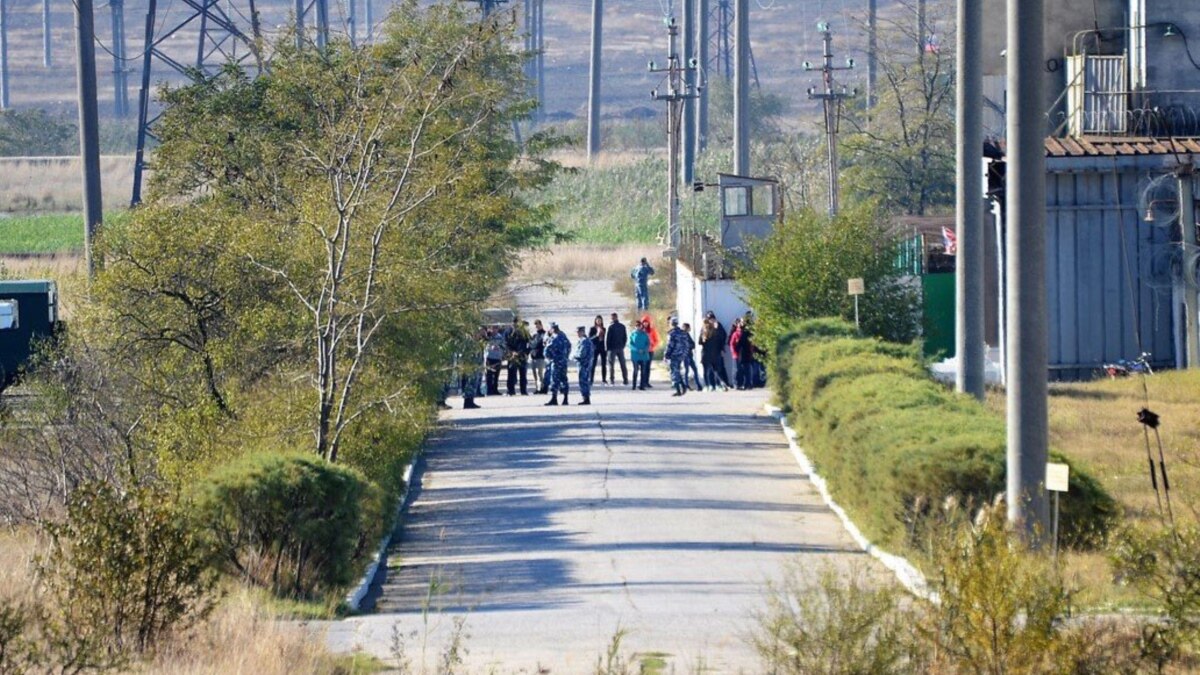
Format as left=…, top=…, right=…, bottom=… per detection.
left=628, top=319, right=652, bottom=391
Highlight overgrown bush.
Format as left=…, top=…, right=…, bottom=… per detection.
left=776, top=319, right=1118, bottom=551
left=756, top=505, right=1144, bottom=675
left=192, top=452, right=381, bottom=598
left=39, top=481, right=217, bottom=661
left=1111, top=522, right=1200, bottom=670
left=738, top=203, right=922, bottom=357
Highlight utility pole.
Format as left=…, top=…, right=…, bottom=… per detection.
left=1179, top=166, right=1199, bottom=367
left=365, top=0, right=373, bottom=42
left=696, top=0, right=708, bottom=154
left=682, top=0, right=696, bottom=184
left=805, top=24, right=854, bottom=217
left=586, top=0, right=602, bottom=161
left=75, top=0, right=104, bottom=276
left=716, top=0, right=731, bottom=78
left=43, top=0, right=52, bottom=67
left=0, top=0, right=9, bottom=110
left=867, top=0, right=877, bottom=110
left=535, top=0, right=544, bottom=122
left=348, top=0, right=356, bottom=45
left=956, top=0, right=984, bottom=399
left=733, top=0, right=749, bottom=175
left=111, top=0, right=129, bottom=117
left=917, top=0, right=927, bottom=55
left=651, top=17, right=698, bottom=252
left=1006, top=0, right=1049, bottom=545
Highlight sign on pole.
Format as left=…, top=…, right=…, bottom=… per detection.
left=848, top=278, right=865, bottom=332
left=1046, top=462, right=1069, bottom=560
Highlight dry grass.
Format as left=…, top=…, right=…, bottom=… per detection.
left=0, top=253, right=88, bottom=320
left=547, top=148, right=665, bottom=169
left=985, top=370, right=1200, bottom=609
left=0, top=156, right=135, bottom=213
left=147, top=589, right=376, bottom=675
left=0, top=529, right=367, bottom=673
left=513, top=243, right=665, bottom=282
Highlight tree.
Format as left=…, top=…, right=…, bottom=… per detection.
left=737, top=202, right=921, bottom=352
left=840, top=0, right=956, bottom=216
left=118, top=1, right=556, bottom=464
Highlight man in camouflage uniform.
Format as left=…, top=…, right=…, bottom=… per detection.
left=630, top=257, right=655, bottom=311
left=544, top=322, right=572, bottom=406
left=664, top=317, right=690, bottom=397
left=572, top=325, right=595, bottom=406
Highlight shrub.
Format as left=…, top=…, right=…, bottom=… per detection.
left=192, top=452, right=381, bottom=598
left=738, top=203, right=922, bottom=355
left=39, top=481, right=217, bottom=660
left=777, top=323, right=1118, bottom=551
left=1111, top=522, right=1200, bottom=670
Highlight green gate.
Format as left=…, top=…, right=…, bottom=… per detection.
left=921, top=273, right=955, bottom=359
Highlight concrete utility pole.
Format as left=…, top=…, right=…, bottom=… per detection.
left=651, top=17, right=698, bottom=252
left=917, top=0, right=926, bottom=55
left=733, top=0, right=749, bottom=175
left=0, top=0, right=9, bottom=110
left=805, top=24, right=853, bottom=217
left=111, top=0, right=129, bottom=117
left=43, top=0, right=52, bottom=67
left=586, top=0, right=602, bottom=161
left=535, top=0, right=544, bottom=122
left=956, top=0, right=984, bottom=400
left=75, top=0, right=104, bottom=276
left=365, top=0, right=373, bottom=42
left=696, top=0, right=708, bottom=154
left=867, top=0, right=876, bottom=110
left=1005, top=0, right=1049, bottom=545
left=1180, top=166, right=1199, bottom=367
left=682, top=0, right=696, bottom=184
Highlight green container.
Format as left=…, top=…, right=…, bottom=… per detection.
left=0, top=280, right=58, bottom=388
left=921, top=273, right=955, bottom=359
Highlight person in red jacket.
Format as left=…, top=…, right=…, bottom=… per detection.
left=729, top=317, right=747, bottom=389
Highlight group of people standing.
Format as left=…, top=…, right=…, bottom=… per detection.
left=459, top=308, right=765, bottom=409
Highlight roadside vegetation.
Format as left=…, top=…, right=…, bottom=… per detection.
left=0, top=2, right=556, bottom=671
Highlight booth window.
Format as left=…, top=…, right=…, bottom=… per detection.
left=723, top=186, right=749, bottom=216
left=0, top=300, right=17, bottom=330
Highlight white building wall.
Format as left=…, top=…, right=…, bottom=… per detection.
left=675, top=261, right=749, bottom=380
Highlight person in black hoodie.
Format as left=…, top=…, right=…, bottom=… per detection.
left=700, top=311, right=731, bottom=390
left=605, top=312, right=629, bottom=385
left=588, top=315, right=608, bottom=384
left=530, top=319, right=548, bottom=394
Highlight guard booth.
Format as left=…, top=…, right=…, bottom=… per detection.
left=0, top=280, right=59, bottom=390
left=675, top=174, right=781, bottom=377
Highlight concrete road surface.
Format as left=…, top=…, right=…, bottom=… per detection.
left=321, top=281, right=876, bottom=673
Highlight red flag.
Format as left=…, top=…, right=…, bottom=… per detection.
left=942, top=226, right=958, bottom=255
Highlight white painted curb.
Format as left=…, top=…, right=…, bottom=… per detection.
left=345, top=461, right=417, bottom=612
left=765, top=404, right=934, bottom=601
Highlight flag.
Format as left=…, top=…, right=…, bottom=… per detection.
left=942, top=226, right=957, bottom=255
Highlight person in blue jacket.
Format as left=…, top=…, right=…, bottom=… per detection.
left=544, top=322, right=571, bottom=406
left=628, top=319, right=651, bottom=390
left=572, top=325, right=595, bottom=405
left=664, top=317, right=691, bottom=396
left=630, top=258, right=655, bottom=311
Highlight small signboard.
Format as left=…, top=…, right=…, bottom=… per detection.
left=847, top=278, right=865, bottom=295
left=1046, top=462, right=1070, bottom=492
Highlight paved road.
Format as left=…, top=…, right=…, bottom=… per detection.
left=322, top=281, right=874, bottom=673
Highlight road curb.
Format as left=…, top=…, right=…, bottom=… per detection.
left=765, top=404, right=933, bottom=600
left=345, top=460, right=418, bottom=612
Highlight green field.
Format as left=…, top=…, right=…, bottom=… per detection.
left=0, top=213, right=86, bottom=253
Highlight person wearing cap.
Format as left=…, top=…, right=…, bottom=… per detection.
left=572, top=325, right=595, bottom=405
left=664, top=317, right=690, bottom=396
left=544, top=322, right=572, bottom=406
left=630, top=257, right=656, bottom=311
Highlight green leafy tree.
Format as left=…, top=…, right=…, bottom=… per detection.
left=738, top=201, right=920, bottom=353
left=100, top=1, right=557, bottom=464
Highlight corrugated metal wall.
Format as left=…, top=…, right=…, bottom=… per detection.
left=1045, top=169, right=1175, bottom=380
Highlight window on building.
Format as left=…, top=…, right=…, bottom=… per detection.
left=0, top=300, right=17, bottom=330
left=723, top=186, right=749, bottom=216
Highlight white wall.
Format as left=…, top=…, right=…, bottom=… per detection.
left=675, top=261, right=749, bottom=379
